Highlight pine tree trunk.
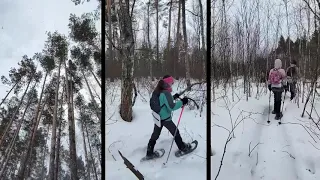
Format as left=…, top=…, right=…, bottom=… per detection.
left=40, top=125, right=50, bottom=180
left=18, top=72, right=48, bottom=179
left=181, top=0, right=191, bottom=86
left=85, top=123, right=98, bottom=180
left=48, top=60, right=62, bottom=180
left=81, top=119, right=91, bottom=179
left=90, top=69, right=101, bottom=88
left=198, top=0, right=206, bottom=79
left=167, top=0, right=173, bottom=51
left=212, top=0, right=216, bottom=102
left=24, top=101, right=46, bottom=177
left=0, top=122, right=21, bottom=177
left=118, top=0, right=135, bottom=122
left=54, top=84, right=65, bottom=180
left=147, top=0, right=153, bottom=80
left=0, top=81, right=19, bottom=107
left=107, top=0, right=113, bottom=69
left=175, top=0, right=181, bottom=78
left=54, top=112, right=63, bottom=180
left=0, top=75, right=33, bottom=148
left=82, top=70, right=101, bottom=122
left=156, top=0, right=159, bottom=67
left=64, top=61, right=78, bottom=180
left=0, top=89, right=33, bottom=177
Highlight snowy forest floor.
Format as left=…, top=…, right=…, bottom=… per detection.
left=212, top=81, right=320, bottom=180
left=105, top=79, right=207, bottom=180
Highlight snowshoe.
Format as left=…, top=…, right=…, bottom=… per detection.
left=141, top=149, right=165, bottom=162
left=175, top=140, right=198, bottom=157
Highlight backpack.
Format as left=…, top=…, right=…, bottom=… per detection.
left=287, top=66, right=297, bottom=77
left=150, top=91, right=164, bottom=114
left=269, top=68, right=282, bottom=85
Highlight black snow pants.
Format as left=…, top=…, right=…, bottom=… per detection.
left=272, top=87, right=284, bottom=117
left=288, top=81, right=297, bottom=99
left=147, top=120, right=186, bottom=155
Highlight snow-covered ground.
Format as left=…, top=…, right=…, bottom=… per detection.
left=212, top=80, right=320, bottom=180
left=106, top=79, right=207, bottom=180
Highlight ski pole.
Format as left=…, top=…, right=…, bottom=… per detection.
left=164, top=105, right=185, bottom=165
left=267, top=90, right=271, bottom=123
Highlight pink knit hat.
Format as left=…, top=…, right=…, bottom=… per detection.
left=162, top=76, right=174, bottom=92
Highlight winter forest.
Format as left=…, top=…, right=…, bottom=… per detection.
left=0, top=0, right=101, bottom=180
left=105, top=0, right=207, bottom=179
left=2, top=0, right=320, bottom=179
left=212, top=0, right=320, bottom=179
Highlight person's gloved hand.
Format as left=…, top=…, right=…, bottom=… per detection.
left=173, top=93, right=180, bottom=100
left=268, top=84, right=271, bottom=91
left=181, top=97, right=188, bottom=105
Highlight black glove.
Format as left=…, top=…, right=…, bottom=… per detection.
left=181, top=97, right=188, bottom=105
left=268, top=84, right=271, bottom=91
left=173, top=93, right=180, bottom=100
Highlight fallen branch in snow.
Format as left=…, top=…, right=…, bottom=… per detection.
left=282, top=151, right=296, bottom=159
left=212, top=122, right=231, bottom=134
left=118, top=150, right=144, bottom=180
left=248, top=141, right=262, bottom=157
left=215, top=135, right=232, bottom=180
left=223, top=97, right=237, bottom=138
left=215, top=110, right=255, bottom=180
left=281, top=122, right=318, bottom=143
left=106, top=110, right=117, bottom=125
left=305, top=111, right=320, bottom=135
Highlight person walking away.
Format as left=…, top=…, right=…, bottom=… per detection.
left=286, top=60, right=299, bottom=100
left=147, top=75, right=191, bottom=159
left=268, top=59, right=287, bottom=120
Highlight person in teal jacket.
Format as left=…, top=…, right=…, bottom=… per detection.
left=146, top=75, right=191, bottom=158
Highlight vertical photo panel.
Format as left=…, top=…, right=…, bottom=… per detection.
left=0, top=0, right=102, bottom=179
left=212, top=0, right=320, bottom=179
left=105, top=0, right=208, bottom=179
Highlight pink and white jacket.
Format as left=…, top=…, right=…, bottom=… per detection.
left=268, top=59, right=287, bottom=88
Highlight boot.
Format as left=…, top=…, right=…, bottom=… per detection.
left=271, top=110, right=275, bottom=114
left=146, top=140, right=156, bottom=157
left=275, top=112, right=283, bottom=120
left=180, top=142, right=192, bottom=152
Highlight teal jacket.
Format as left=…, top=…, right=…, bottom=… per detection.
left=159, top=91, right=183, bottom=121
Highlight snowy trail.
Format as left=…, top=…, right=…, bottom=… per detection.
left=212, top=84, right=320, bottom=180
left=106, top=81, right=207, bottom=180
left=253, top=104, right=299, bottom=180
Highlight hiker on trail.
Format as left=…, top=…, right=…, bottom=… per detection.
left=285, top=60, right=299, bottom=100
left=268, top=59, right=287, bottom=120
left=146, top=75, right=191, bottom=158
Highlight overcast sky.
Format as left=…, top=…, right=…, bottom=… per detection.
left=0, top=0, right=98, bottom=99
